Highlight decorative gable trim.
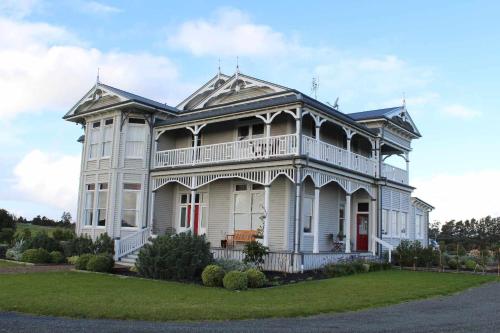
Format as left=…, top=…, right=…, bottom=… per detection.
left=64, top=84, right=128, bottom=119
left=176, top=74, right=230, bottom=110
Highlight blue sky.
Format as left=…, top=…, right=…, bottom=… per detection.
left=0, top=0, right=499, bottom=222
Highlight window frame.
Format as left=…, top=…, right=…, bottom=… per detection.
left=338, top=203, right=345, bottom=237
left=232, top=182, right=265, bottom=232
left=125, top=121, right=146, bottom=159
left=83, top=183, right=96, bottom=227
left=121, top=183, right=142, bottom=229
left=88, top=120, right=101, bottom=161
left=96, top=183, right=108, bottom=228
left=302, top=195, right=314, bottom=235
left=101, top=118, right=114, bottom=158
left=177, top=192, right=208, bottom=233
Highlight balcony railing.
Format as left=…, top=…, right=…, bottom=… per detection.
left=302, top=136, right=377, bottom=177
left=381, top=163, right=408, bottom=184
left=155, top=134, right=297, bottom=168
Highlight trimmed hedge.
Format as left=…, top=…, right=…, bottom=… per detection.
left=246, top=268, right=267, bottom=288
left=66, top=256, right=79, bottom=265
left=324, top=260, right=392, bottom=278
left=75, top=253, right=93, bottom=270
left=21, top=248, right=50, bottom=263
left=223, top=271, right=248, bottom=290
left=49, top=251, right=65, bottom=264
left=201, top=265, right=225, bottom=287
left=86, top=254, right=114, bottom=272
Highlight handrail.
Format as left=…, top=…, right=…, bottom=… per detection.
left=373, top=236, right=394, bottom=263
left=381, top=163, right=408, bottom=184
left=114, top=227, right=150, bottom=261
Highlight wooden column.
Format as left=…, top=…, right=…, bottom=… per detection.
left=189, top=188, right=196, bottom=234
left=345, top=194, right=352, bottom=253
left=294, top=167, right=302, bottom=253
left=313, top=187, right=321, bottom=253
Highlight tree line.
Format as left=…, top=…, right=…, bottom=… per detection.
left=1, top=209, right=74, bottom=229
left=429, top=216, right=500, bottom=250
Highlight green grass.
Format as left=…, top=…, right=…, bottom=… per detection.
left=14, top=224, right=59, bottom=237
left=0, top=260, right=26, bottom=268
left=0, top=270, right=496, bottom=321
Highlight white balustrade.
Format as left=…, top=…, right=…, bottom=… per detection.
left=381, top=163, right=408, bottom=184
left=114, top=227, right=151, bottom=261
left=155, top=134, right=297, bottom=168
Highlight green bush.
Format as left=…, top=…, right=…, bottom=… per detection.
left=136, top=232, right=212, bottom=281
left=14, top=228, right=32, bottom=243
left=246, top=268, right=267, bottom=288
left=52, top=228, right=74, bottom=241
left=447, top=258, right=458, bottom=269
left=5, top=240, right=29, bottom=261
left=0, top=209, right=16, bottom=244
left=67, top=256, right=79, bottom=265
left=61, top=235, right=93, bottom=256
left=0, top=244, right=8, bottom=258
left=464, top=259, right=477, bottom=271
left=21, top=248, right=50, bottom=263
left=49, top=251, right=65, bottom=264
left=243, top=241, right=269, bottom=267
left=92, top=233, right=114, bottom=255
left=0, top=228, right=14, bottom=244
left=86, top=254, right=114, bottom=272
left=201, top=265, right=225, bottom=287
left=215, top=258, right=254, bottom=272
left=75, top=253, right=93, bottom=270
left=323, top=263, right=354, bottom=278
left=223, top=271, right=248, bottom=290
left=30, top=231, right=60, bottom=252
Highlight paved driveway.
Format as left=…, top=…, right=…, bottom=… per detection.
left=1, top=282, right=498, bottom=333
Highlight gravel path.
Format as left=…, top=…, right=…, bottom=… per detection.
left=0, top=282, right=498, bottom=333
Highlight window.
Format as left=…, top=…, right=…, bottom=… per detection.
left=415, top=215, right=423, bottom=239
left=382, top=209, right=389, bottom=235
left=233, top=183, right=264, bottom=231
left=121, top=183, right=141, bottom=227
left=237, top=124, right=265, bottom=140
left=302, top=197, right=313, bottom=233
left=84, top=184, right=95, bottom=226
left=128, top=118, right=145, bottom=124
left=96, top=183, right=108, bottom=226
left=400, top=212, right=407, bottom=238
left=339, top=204, right=345, bottom=236
left=126, top=124, right=145, bottom=158
left=358, top=202, right=369, bottom=212
left=391, top=211, right=398, bottom=237
left=178, top=193, right=207, bottom=231
left=88, top=121, right=101, bottom=159
left=102, top=119, right=113, bottom=158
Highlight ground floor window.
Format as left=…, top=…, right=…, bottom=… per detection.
left=97, top=183, right=108, bottom=227
left=391, top=211, right=398, bottom=237
left=302, top=196, right=313, bottom=234
left=84, top=184, right=95, bottom=226
left=178, top=192, right=208, bottom=233
left=338, top=203, right=345, bottom=237
left=399, top=212, right=408, bottom=238
left=122, top=183, right=141, bottom=227
left=382, top=209, right=389, bottom=235
left=415, top=214, right=423, bottom=239
left=233, top=183, right=264, bottom=231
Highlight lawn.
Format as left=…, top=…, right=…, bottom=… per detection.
left=14, top=224, right=60, bottom=237
left=0, top=270, right=496, bottom=321
left=0, top=260, right=26, bottom=268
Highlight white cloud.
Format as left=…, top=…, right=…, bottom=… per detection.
left=12, top=150, right=80, bottom=212
left=82, top=1, right=121, bottom=14
left=0, top=17, right=186, bottom=119
left=413, top=170, right=500, bottom=223
left=168, top=7, right=291, bottom=57
left=441, top=104, right=481, bottom=119
left=0, top=0, right=40, bottom=18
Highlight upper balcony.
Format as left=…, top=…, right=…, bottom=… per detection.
left=153, top=108, right=409, bottom=184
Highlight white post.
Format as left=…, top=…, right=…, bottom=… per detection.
left=265, top=123, right=271, bottom=158
left=315, top=125, right=320, bottom=159
left=294, top=168, right=302, bottom=253
left=192, top=134, right=198, bottom=166
left=345, top=194, right=352, bottom=253
left=189, top=189, right=196, bottom=234
left=370, top=198, right=377, bottom=254
left=313, top=187, right=320, bottom=253
left=263, top=184, right=270, bottom=246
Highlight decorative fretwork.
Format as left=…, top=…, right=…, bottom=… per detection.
left=302, top=167, right=375, bottom=198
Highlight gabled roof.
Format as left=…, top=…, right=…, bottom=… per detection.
left=176, top=73, right=231, bottom=111
left=184, top=72, right=291, bottom=110
left=63, top=82, right=179, bottom=121
left=348, top=106, right=421, bottom=137
left=411, top=197, right=434, bottom=211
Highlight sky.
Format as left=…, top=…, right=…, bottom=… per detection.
left=0, top=0, right=499, bottom=223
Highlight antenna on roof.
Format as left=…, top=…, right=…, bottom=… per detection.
left=333, top=97, right=339, bottom=110
left=311, top=77, right=319, bottom=99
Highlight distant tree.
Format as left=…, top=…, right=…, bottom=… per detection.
left=428, top=222, right=440, bottom=240
left=61, top=211, right=72, bottom=224
left=0, top=209, right=16, bottom=243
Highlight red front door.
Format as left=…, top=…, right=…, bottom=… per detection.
left=187, top=204, right=200, bottom=235
left=356, top=214, right=369, bottom=251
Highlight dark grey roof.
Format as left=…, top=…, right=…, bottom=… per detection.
left=99, top=83, right=179, bottom=113
left=348, top=107, right=403, bottom=121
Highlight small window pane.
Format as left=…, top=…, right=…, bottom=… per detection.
left=234, top=214, right=251, bottom=230
left=124, top=183, right=141, bottom=190
left=252, top=184, right=264, bottom=190
left=181, top=194, right=188, bottom=204
left=358, top=203, right=369, bottom=212
left=105, top=119, right=113, bottom=125
left=122, top=211, right=137, bottom=227
left=303, top=217, right=312, bottom=233
left=129, top=118, right=145, bottom=124
left=99, top=183, right=108, bottom=190
left=235, top=184, right=247, bottom=191
left=87, top=184, right=95, bottom=191
left=252, top=123, right=264, bottom=135
left=180, top=207, right=187, bottom=228
left=195, top=193, right=200, bottom=203
left=98, top=191, right=107, bottom=208
left=92, top=121, right=101, bottom=128
left=97, top=209, right=106, bottom=226
left=238, top=126, right=249, bottom=139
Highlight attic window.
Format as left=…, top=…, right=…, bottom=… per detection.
left=129, top=118, right=145, bottom=124
left=92, top=121, right=101, bottom=128
left=105, top=119, right=113, bottom=126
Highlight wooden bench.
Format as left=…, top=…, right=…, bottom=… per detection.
left=226, top=230, right=257, bottom=247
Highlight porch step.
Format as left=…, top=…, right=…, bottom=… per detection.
left=117, top=250, right=140, bottom=267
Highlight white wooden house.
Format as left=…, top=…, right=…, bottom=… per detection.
left=64, top=71, right=433, bottom=272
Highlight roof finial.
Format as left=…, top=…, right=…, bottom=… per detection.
left=402, top=92, right=406, bottom=109
left=217, top=57, right=221, bottom=80
left=236, top=56, right=240, bottom=77
left=96, top=67, right=100, bottom=85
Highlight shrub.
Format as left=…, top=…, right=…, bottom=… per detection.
left=0, top=244, right=9, bottom=258
left=243, top=241, right=269, bottom=267
left=447, top=258, right=458, bottom=270
left=323, top=263, right=354, bottom=278
left=0, top=228, right=14, bottom=244
left=67, top=256, right=79, bottom=265
left=464, top=259, right=477, bottom=271
left=30, top=231, right=60, bottom=252
left=75, top=253, right=93, bottom=270
left=0, top=209, right=16, bottom=244
left=246, top=268, right=267, bottom=288
left=49, top=251, right=65, bottom=264
left=136, top=232, right=212, bottom=281
left=62, top=235, right=93, bottom=257
left=6, top=240, right=29, bottom=261
left=21, top=248, right=50, bottom=263
left=201, top=265, right=225, bottom=287
left=86, top=254, right=114, bottom=273
left=52, top=228, right=74, bottom=241
left=92, top=233, right=114, bottom=254
left=215, top=258, right=254, bottom=272
left=14, top=228, right=32, bottom=243
left=223, top=271, right=248, bottom=290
